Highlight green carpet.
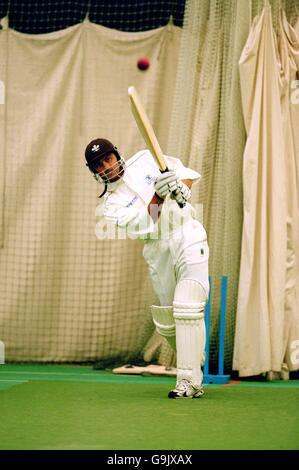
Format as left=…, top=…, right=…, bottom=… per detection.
left=0, top=364, right=298, bottom=450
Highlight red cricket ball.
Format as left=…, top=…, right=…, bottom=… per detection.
left=137, top=57, right=150, bottom=71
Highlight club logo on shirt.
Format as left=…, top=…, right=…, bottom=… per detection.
left=145, top=174, right=158, bottom=184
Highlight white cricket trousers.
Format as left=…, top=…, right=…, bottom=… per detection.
left=142, top=219, right=209, bottom=305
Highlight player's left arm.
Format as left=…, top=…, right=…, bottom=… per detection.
left=165, top=155, right=199, bottom=205
left=181, top=179, right=192, bottom=189
left=170, top=178, right=193, bottom=205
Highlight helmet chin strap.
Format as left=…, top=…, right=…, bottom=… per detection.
left=98, top=181, right=108, bottom=198
left=92, top=173, right=108, bottom=198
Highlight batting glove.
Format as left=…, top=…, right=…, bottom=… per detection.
left=154, top=171, right=179, bottom=199
left=170, top=181, right=191, bottom=206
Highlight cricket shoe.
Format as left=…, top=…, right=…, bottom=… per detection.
left=168, top=379, right=205, bottom=399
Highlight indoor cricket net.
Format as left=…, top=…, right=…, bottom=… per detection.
left=0, top=0, right=298, bottom=373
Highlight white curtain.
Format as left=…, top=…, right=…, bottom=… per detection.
left=233, top=4, right=299, bottom=377
left=0, top=17, right=181, bottom=362
left=279, top=8, right=299, bottom=376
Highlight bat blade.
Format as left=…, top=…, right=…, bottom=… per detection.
left=128, top=86, right=167, bottom=172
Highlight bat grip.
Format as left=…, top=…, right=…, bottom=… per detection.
left=160, top=167, right=184, bottom=209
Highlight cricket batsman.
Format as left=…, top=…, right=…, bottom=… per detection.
left=85, top=138, right=209, bottom=398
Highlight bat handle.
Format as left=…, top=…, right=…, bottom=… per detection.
left=160, top=167, right=184, bottom=209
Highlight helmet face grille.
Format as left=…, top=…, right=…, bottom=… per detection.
left=93, top=157, right=125, bottom=183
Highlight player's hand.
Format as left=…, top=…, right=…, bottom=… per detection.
left=170, top=181, right=191, bottom=206
left=154, top=171, right=179, bottom=199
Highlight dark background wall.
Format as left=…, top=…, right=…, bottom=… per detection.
left=0, top=0, right=185, bottom=33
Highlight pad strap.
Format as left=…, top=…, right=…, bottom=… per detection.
left=151, top=305, right=176, bottom=351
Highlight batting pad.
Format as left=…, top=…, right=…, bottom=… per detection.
left=173, top=279, right=207, bottom=386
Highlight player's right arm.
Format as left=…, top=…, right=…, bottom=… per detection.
left=103, top=192, right=156, bottom=238
left=103, top=169, right=180, bottom=231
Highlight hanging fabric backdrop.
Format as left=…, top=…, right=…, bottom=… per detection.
left=0, top=17, right=181, bottom=362
left=234, top=4, right=299, bottom=377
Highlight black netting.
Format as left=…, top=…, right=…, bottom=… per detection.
left=89, top=0, right=185, bottom=31
left=1, top=0, right=185, bottom=33
left=7, top=0, right=88, bottom=33
left=0, top=0, right=8, bottom=18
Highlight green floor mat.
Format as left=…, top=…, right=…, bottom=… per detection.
left=0, top=365, right=298, bottom=450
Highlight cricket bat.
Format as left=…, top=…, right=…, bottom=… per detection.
left=128, top=86, right=183, bottom=207
left=128, top=86, right=167, bottom=172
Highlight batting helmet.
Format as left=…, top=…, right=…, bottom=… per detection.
left=85, top=138, right=120, bottom=171
left=85, top=138, right=126, bottom=197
